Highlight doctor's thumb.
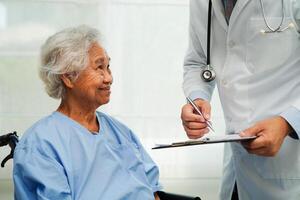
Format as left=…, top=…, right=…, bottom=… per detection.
left=240, top=126, right=260, bottom=137
left=198, top=102, right=211, bottom=120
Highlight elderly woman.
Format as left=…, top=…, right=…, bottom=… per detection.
left=13, top=25, right=161, bottom=200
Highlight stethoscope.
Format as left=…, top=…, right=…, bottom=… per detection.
left=202, top=0, right=291, bottom=82
left=202, top=0, right=215, bottom=82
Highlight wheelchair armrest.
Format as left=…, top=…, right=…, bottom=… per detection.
left=0, top=131, right=19, bottom=167
left=157, top=191, right=201, bottom=200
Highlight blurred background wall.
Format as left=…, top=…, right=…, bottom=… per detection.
left=0, top=0, right=225, bottom=199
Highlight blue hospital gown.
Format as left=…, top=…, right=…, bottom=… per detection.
left=13, top=111, right=162, bottom=200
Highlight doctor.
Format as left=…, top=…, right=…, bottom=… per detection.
left=181, top=0, right=300, bottom=199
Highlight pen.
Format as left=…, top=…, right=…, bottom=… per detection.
left=186, top=97, right=215, bottom=132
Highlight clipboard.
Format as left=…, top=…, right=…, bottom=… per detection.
left=152, top=134, right=257, bottom=149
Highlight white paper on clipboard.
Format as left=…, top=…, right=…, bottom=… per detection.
left=152, top=134, right=257, bottom=149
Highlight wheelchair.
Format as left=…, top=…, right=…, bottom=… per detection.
left=0, top=132, right=201, bottom=200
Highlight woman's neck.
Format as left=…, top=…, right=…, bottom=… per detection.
left=57, top=98, right=99, bottom=133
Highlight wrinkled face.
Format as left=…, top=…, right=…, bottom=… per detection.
left=71, top=43, right=112, bottom=108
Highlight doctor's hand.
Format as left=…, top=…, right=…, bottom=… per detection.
left=181, top=99, right=211, bottom=139
left=240, top=116, right=293, bottom=157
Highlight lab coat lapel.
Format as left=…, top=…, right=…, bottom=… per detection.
left=229, top=0, right=251, bottom=27
left=211, top=0, right=228, bottom=31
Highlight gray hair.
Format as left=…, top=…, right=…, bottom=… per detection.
left=39, top=25, right=102, bottom=99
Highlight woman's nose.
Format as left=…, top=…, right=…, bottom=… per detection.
left=103, top=70, right=113, bottom=84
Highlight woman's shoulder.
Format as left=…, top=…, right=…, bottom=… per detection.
left=13, top=113, right=70, bottom=170
left=17, top=112, right=66, bottom=148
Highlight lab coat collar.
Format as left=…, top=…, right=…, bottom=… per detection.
left=212, top=0, right=228, bottom=31
left=229, top=0, right=252, bottom=28
left=212, top=0, right=251, bottom=32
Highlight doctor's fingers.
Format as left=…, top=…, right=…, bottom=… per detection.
left=183, top=121, right=208, bottom=130
left=243, top=144, right=278, bottom=156
left=184, top=126, right=209, bottom=139
left=181, top=104, right=205, bottom=122
left=241, top=135, right=268, bottom=150
left=244, top=146, right=269, bottom=156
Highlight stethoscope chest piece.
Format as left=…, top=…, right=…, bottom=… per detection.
left=202, top=65, right=216, bottom=82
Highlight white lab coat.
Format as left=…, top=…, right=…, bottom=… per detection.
left=183, top=0, right=300, bottom=199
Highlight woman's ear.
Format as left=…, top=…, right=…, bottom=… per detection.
left=60, top=74, right=74, bottom=89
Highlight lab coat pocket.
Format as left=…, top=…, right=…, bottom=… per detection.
left=246, top=17, right=299, bottom=74
left=291, top=0, right=300, bottom=32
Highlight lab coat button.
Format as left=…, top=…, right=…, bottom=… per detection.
left=222, top=79, right=228, bottom=85
left=228, top=41, right=235, bottom=48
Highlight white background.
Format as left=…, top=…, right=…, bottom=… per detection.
left=0, top=0, right=225, bottom=199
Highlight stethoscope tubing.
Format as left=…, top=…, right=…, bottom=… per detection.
left=207, top=0, right=212, bottom=66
